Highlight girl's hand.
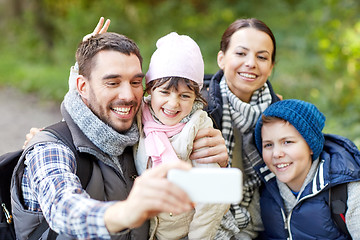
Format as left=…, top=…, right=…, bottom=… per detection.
left=82, top=17, right=111, bottom=42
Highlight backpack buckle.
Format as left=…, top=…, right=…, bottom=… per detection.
left=1, top=203, right=12, bottom=224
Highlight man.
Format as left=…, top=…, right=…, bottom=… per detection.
left=12, top=32, right=228, bottom=239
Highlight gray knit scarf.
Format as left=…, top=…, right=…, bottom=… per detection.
left=278, top=159, right=320, bottom=216
left=63, top=90, right=139, bottom=157
left=220, top=77, right=272, bottom=229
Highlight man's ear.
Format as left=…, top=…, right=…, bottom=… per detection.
left=217, top=50, right=225, bottom=70
left=76, top=75, right=89, bottom=100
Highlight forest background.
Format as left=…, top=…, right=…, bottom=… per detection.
left=0, top=0, right=359, bottom=147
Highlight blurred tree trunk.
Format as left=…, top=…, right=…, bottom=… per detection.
left=31, top=0, right=56, bottom=49
left=11, top=0, right=24, bottom=18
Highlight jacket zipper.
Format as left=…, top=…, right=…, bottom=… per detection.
left=285, top=183, right=329, bottom=239
left=280, top=208, right=292, bottom=240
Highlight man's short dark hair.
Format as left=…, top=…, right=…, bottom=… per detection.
left=76, top=32, right=143, bottom=79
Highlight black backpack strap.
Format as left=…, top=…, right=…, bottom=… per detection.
left=27, top=220, right=49, bottom=240
left=43, top=121, right=93, bottom=189
left=203, top=74, right=213, bottom=88
left=330, top=183, right=351, bottom=238
left=27, top=121, right=93, bottom=240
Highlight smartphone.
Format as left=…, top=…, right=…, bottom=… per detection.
left=167, top=168, right=242, bottom=204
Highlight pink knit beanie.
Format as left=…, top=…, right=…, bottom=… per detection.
left=145, top=32, right=204, bottom=90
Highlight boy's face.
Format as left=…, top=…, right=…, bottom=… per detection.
left=150, top=81, right=196, bottom=126
left=261, top=120, right=313, bottom=192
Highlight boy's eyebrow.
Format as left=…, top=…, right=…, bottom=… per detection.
left=263, top=136, right=296, bottom=143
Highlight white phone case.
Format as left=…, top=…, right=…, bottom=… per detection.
left=167, top=168, right=243, bottom=204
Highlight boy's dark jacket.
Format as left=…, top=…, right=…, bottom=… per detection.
left=254, top=134, right=360, bottom=239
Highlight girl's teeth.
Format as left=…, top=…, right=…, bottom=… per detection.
left=164, top=109, right=176, bottom=115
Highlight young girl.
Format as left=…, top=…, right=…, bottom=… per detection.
left=135, top=32, right=229, bottom=240
left=254, top=99, right=360, bottom=239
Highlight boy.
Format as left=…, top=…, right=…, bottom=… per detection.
left=253, top=99, right=360, bottom=239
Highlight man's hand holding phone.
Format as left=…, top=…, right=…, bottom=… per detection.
left=167, top=168, right=242, bottom=204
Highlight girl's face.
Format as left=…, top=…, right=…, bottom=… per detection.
left=217, top=28, right=274, bottom=103
left=150, top=81, right=196, bottom=126
left=261, top=120, right=313, bottom=192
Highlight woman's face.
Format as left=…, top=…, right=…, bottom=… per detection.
left=217, top=27, right=274, bottom=103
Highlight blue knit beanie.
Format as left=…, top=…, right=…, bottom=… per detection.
left=254, top=99, right=326, bottom=161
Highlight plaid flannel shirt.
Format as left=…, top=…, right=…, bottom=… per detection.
left=22, top=142, right=114, bottom=239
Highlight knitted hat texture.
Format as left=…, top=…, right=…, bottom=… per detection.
left=145, top=32, right=204, bottom=89
left=254, top=99, right=326, bottom=160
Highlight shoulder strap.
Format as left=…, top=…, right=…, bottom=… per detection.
left=330, top=183, right=351, bottom=238
left=28, top=121, right=93, bottom=240
left=43, top=121, right=93, bottom=189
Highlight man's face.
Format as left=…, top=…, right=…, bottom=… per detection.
left=79, top=50, right=144, bottom=133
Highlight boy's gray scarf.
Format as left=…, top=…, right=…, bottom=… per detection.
left=278, top=158, right=320, bottom=216
left=220, top=77, right=272, bottom=229
left=63, top=91, right=139, bottom=157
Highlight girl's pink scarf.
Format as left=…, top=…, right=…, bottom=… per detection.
left=142, top=103, right=185, bottom=167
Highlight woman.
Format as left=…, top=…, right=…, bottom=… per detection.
left=204, top=18, right=281, bottom=239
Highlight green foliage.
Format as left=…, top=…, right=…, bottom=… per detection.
left=0, top=0, right=359, bottom=146
left=305, top=0, right=360, bottom=144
